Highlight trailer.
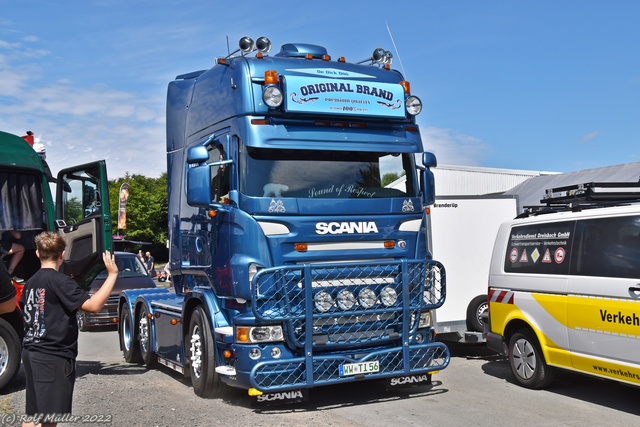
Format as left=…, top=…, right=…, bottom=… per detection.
left=429, top=195, right=518, bottom=342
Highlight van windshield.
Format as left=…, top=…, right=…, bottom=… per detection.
left=239, top=147, right=417, bottom=199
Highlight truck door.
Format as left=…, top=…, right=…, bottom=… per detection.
left=56, top=161, right=112, bottom=289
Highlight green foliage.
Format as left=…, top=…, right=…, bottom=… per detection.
left=108, top=173, right=168, bottom=261
left=382, top=172, right=402, bottom=187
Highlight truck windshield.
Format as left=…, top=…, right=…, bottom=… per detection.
left=240, top=146, right=418, bottom=199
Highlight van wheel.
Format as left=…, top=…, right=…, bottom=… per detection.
left=508, top=329, right=554, bottom=389
left=0, top=318, right=21, bottom=390
left=188, top=306, right=219, bottom=398
left=466, top=295, right=488, bottom=332
left=138, top=306, right=155, bottom=367
left=120, top=305, right=142, bottom=363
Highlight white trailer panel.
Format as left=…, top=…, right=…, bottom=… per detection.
left=429, top=195, right=518, bottom=342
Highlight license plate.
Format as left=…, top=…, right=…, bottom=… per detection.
left=339, top=360, right=379, bottom=377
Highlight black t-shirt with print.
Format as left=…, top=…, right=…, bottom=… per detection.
left=20, top=268, right=90, bottom=359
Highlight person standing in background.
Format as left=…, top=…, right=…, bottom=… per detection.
left=145, top=251, right=156, bottom=277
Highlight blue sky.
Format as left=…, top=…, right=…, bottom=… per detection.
left=1, top=1, right=639, bottom=179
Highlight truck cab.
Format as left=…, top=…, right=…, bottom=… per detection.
left=119, top=38, right=449, bottom=400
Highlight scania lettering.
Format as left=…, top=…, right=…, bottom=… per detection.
left=118, top=37, right=449, bottom=400
left=389, top=374, right=430, bottom=386
left=315, top=221, right=379, bottom=235
left=0, top=130, right=112, bottom=390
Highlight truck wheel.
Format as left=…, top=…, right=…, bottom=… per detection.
left=0, top=317, right=21, bottom=390
left=508, top=329, right=554, bottom=389
left=77, top=311, right=89, bottom=332
left=188, top=306, right=219, bottom=398
left=138, top=305, right=155, bottom=367
left=466, top=295, right=488, bottom=332
left=120, top=305, right=142, bottom=363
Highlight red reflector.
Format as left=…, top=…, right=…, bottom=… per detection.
left=403, top=125, right=418, bottom=133
left=314, top=121, right=330, bottom=127
left=251, top=119, right=271, bottom=125
left=332, top=122, right=348, bottom=128
left=350, top=122, right=367, bottom=129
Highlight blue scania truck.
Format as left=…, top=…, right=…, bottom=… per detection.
left=118, top=37, right=449, bottom=401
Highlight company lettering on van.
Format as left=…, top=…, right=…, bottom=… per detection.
left=315, top=222, right=379, bottom=235
left=599, top=309, right=640, bottom=326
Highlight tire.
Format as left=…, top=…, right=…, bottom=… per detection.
left=138, top=305, right=155, bottom=367
left=508, top=329, right=554, bottom=389
left=120, top=305, right=142, bottom=363
left=188, top=306, right=219, bottom=398
left=0, top=318, right=21, bottom=390
left=466, top=295, right=489, bottom=332
left=77, top=311, right=89, bottom=332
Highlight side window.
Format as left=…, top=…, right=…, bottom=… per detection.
left=572, top=215, right=640, bottom=279
left=208, top=144, right=230, bottom=203
left=60, top=165, right=101, bottom=224
left=504, top=221, right=574, bottom=275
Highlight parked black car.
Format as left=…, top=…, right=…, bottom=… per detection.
left=77, top=252, right=155, bottom=331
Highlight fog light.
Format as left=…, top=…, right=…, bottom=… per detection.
left=314, top=291, right=334, bottom=312
left=248, top=348, right=261, bottom=360
left=380, top=287, right=398, bottom=307
left=358, top=288, right=377, bottom=309
left=271, top=347, right=282, bottom=358
left=336, top=289, right=356, bottom=310
left=415, top=333, right=424, bottom=343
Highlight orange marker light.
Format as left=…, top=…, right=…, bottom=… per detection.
left=237, top=327, right=249, bottom=343
left=400, top=81, right=411, bottom=94
left=223, top=350, right=232, bottom=359
left=384, top=241, right=396, bottom=249
left=264, top=70, right=278, bottom=85
left=294, top=243, right=308, bottom=252
left=208, top=210, right=217, bottom=218
left=170, top=318, right=178, bottom=325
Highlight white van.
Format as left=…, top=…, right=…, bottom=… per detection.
left=486, top=182, right=640, bottom=389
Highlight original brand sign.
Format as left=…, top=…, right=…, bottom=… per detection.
left=283, top=75, right=405, bottom=118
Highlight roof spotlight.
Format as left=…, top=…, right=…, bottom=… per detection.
left=239, top=36, right=254, bottom=54
left=384, top=50, right=393, bottom=65
left=372, top=48, right=386, bottom=63
left=255, top=36, right=271, bottom=53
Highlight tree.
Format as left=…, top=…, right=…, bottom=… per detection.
left=107, top=173, right=168, bottom=261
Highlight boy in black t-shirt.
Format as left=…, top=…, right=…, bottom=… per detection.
left=19, top=232, right=118, bottom=427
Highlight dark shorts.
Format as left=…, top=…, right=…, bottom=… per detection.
left=22, top=349, right=76, bottom=416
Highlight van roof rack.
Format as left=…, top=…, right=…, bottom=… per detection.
left=542, top=181, right=640, bottom=205
left=519, top=181, right=640, bottom=217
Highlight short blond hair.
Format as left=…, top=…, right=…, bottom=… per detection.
left=35, top=231, right=66, bottom=261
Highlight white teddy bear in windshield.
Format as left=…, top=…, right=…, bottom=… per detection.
left=263, top=183, right=289, bottom=197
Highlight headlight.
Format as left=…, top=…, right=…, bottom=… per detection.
left=236, top=325, right=284, bottom=343
left=314, top=291, right=334, bottom=312
left=336, top=290, right=356, bottom=310
left=419, top=311, right=432, bottom=328
left=380, top=287, right=398, bottom=307
left=263, top=85, right=283, bottom=107
left=405, top=96, right=422, bottom=116
left=358, top=288, right=377, bottom=309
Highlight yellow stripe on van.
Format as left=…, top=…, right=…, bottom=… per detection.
left=531, top=293, right=567, bottom=327
left=567, top=295, right=640, bottom=337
